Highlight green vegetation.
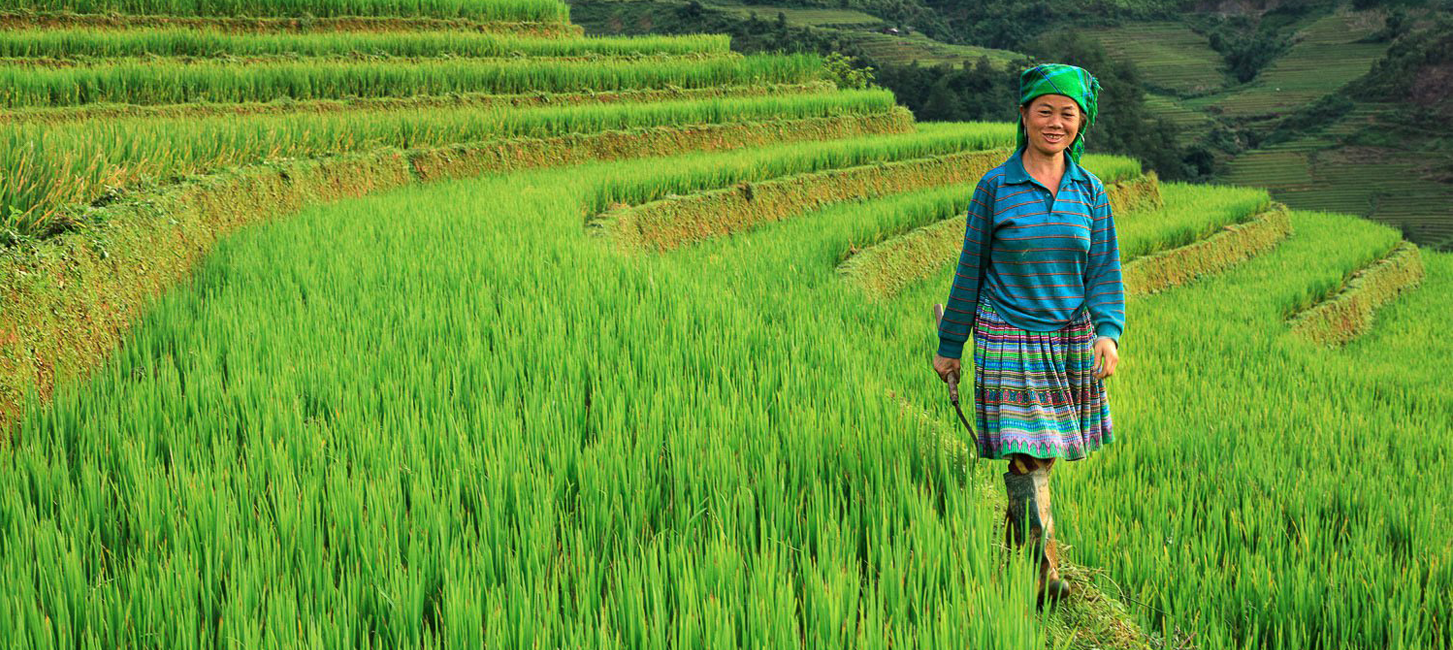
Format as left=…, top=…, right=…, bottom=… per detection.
left=0, top=27, right=729, bottom=59
left=712, top=2, right=883, bottom=27
left=1, top=1, right=1450, bottom=648
left=0, top=141, right=1069, bottom=649
left=1024, top=211, right=1449, bottom=649
left=1195, top=10, right=1387, bottom=120
left=0, top=88, right=893, bottom=232
left=0, top=53, right=824, bottom=108
left=5, top=0, right=571, bottom=21
left=0, top=80, right=829, bottom=124
left=1289, top=241, right=1424, bottom=345
left=1088, top=22, right=1224, bottom=95
left=583, top=121, right=1015, bottom=214
left=1122, top=206, right=1292, bottom=296
left=844, top=30, right=1021, bottom=69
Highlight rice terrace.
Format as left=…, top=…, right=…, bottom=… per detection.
left=0, top=0, right=1449, bottom=648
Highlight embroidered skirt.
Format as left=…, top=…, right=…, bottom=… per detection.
left=972, top=298, right=1113, bottom=460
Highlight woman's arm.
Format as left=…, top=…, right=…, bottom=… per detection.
left=937, top=177, right=996, bottom=360
left=1085, top=182, right=1125, bottom=344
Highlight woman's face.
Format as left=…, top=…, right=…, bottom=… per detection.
left=1019, top=94, right=1082, bottom=159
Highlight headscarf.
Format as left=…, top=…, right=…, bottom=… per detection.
left=1016, top=63, right=1101, bottom=164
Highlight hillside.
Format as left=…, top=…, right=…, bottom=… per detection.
left=0, top=1, right=1450, bottom=649
left=567, top=0, right=1452, bottom=251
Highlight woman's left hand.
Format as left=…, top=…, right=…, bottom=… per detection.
left=1092, top=337, right=1118, bottom=380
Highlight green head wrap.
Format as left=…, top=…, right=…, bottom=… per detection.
left=1016, top=63, right=1100, bottom=164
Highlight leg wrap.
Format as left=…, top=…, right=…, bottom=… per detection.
left=1028, top=466, right=1070, bottom=606
left=1003, top=470, right=1035, bottom=549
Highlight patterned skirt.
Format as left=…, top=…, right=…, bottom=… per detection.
left=972, top=298, right=1113, bottom=461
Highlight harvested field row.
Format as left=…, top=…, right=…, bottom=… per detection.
left=584, top=121, right=1019, bottom=214
left=1105, top=171, right=1162, bottom=215
left=1, top=87, right=896, bottom=233
left=0, top=11, right=583, bottom=35
left=1123, top=205, right=1291, bottom=297
left=1288, top=241, right=1424, bottom=346
left=0, top=109, right=913, bottom=430
left=590, top=149, right=1142, bottom=253
left=592, top=149, right=1007, bottom=253
left=1116, top=182, right=1271, bottom=260
left=0, top=52, right=821, bottom=108
left=4, top=0, right=570, bottom=21
left=0, top=26, right=724, bottom=60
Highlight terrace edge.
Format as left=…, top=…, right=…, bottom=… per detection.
left=0, top=109, right=913, bottom=436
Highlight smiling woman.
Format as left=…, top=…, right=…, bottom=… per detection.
left=930, top=62, right=1122, bottom=609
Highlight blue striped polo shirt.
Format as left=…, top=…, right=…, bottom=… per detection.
left=937, top=148, right=1125, bottom=359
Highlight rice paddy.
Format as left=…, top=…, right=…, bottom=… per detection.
left=6, top=0, right=571, bottom=21
left=1189, top=9, right=1388, bottom=121
left=0, top=27, right=729, bottom=59
left=1, top=2, right=1449, bottom=649
left=1087, top=22, right=1225, bottom=96
left=0, top=53, right=824, bottom=108
left=1, top=88, right=894, bottom=232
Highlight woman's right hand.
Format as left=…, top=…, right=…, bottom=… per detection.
left=932, top=354, right=961, bottom=383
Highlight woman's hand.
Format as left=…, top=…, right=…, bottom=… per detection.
left=933, top=354, right=961, bottom=383
left=1092, top=337, right=1118, bottom=380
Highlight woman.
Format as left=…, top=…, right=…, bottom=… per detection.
left=932, top=63, right=1123, bottom=607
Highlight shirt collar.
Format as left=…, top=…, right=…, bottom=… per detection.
left=1004, top=147, right=1088, bottom=187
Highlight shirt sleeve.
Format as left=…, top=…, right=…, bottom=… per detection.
left=1085, top=181, right=1125, bottom=342
left=937, top=177, right=995, bottom=359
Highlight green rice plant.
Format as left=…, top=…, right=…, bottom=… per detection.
left=0, top=12, right=584, bottom=38
left=0, top=88, right=896, bottom=233
left=1287, top=241, right=1425, bottom=346
left=0, top=81, right=835, bottom=125
left=0, top=27, right=730, bottom=59
left=0, top=152, right=1050, bottom=648
left=5, top=0, right=570, bottom=21
left=596, top=148, right=1008, bottom=253
left=585, top=121, right=1016, bottom=214
left=0, top=110, right=918, bottom=428
left=1030, top=213, right=1448, bottom=650
left=0, top=52, right=824, bottom=108
left=1115, top=182, right=1270, bottom=260
left=1, top=115, right=1449, bottom=648
left=1122, top=204, right=1292, bottom=296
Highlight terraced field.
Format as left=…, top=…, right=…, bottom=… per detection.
left=1191, top=9, right=1387, bottom=121
left=1223, top=122, right=1453, bottom=251
left=845, top=30, right=1023, bottom=69
left=1, top=1, right=1450, bottom=649
left=1088, top=22, right=1224, bottom=96
left=710, top=1, right=883, bottom=27
left=1141, top=93, right=1215, bottom=131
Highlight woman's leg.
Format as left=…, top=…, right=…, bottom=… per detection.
left=1003, top=453, right=1069, bottom=606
